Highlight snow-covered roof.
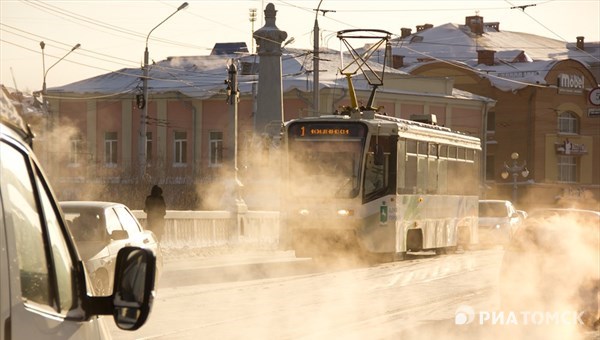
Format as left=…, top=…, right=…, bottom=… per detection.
left=375, top=21, right=599, bottom=92
left=47, top=48, right=413, bottom=100
left=385, top=22, right=573, bottom=66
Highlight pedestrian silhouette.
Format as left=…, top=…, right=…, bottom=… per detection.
left=144, top=185, right=166, bottom=242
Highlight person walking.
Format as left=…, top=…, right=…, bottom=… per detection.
left=144, top=185, right=166, bottom=242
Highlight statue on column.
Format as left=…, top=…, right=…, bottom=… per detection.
left=254, top=3, right=288, bottom=56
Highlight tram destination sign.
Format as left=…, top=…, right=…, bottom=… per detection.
left=289, top=122, right=366, bottom=138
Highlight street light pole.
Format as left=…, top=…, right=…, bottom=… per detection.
left=41, top=42, right=81, bottom=99
left=501, top=152, right=530, bottom=204
left=139, top=2, right=189, bottom=179
left=39, top=41, right=80, bottom=175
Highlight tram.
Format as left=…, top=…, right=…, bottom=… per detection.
left=282, top=111, right=480, bottom=259
left=280, top=29, right=480, bottom=260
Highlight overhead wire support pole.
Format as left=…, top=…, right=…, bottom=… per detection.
left=312, top=0, right=335, bottom=117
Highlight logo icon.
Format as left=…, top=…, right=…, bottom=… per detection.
left=455, top=305, right=475, bottom=325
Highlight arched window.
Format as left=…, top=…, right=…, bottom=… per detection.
left=557, top=111, right=578, bottom=134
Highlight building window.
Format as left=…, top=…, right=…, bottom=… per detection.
left=69, top=135, right=82, bottom=165
left=146, top=132, right=153, bottom=163
left=174, top=131, right=187, bottom=165
left=209, top=131, right=223, bottom=167
left=557, top=155, right=577, bottom=183
left=557, top=111, right=578, bottom=134
left=104, top=132, right=118, bottom=166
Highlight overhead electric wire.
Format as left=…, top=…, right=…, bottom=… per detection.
left=4, top=0, right=594, bottom=99
left=20, top=0, right=206, bottom=51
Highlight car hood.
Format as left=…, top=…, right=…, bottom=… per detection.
left=479, top=216, right=509, bottom=227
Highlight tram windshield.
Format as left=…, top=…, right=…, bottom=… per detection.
left=287, top=122, right=367, bottom=198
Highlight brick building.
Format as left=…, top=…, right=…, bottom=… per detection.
left=389, top=15, right=600, bottom=209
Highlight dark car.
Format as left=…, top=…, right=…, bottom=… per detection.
left=500, top=208, right=600, bottom=330
left=60, top=201, right=162, bottom=296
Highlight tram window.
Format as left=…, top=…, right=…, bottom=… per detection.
left=429, top=143, right=438, bottom=158
left=405, top=153, right=417, bottom=194
left=406, top=140, right=417, bottom=155
left=427, top=154, right=438, bottom=193
left=439, top=144, right=447, bottom=158
left=448, top=145, right=457, bottom=159
left=438, top=158, right=448, bottom=194
left=397, top=139, right=406, bottom=190
left=417, top=154, right=428, bottom=193
left=363, top=135, right=394, bottom=201
left=364, top=152, right=386, bottom=196
left=418, top=142, right=428, bottom=156
left=457, top=147, right=465, bottom=160
left=466, top=149, right=475, bottom=162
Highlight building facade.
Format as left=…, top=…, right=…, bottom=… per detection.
left=410, top=58, right=599, bottom=209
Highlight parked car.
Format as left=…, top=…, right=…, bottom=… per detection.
left=478, top=199, right=521, bottom=244
left=516, top=209, right=528, bottom=221
left=1, top=89, right=156, bottom=338
left=500, top=208, right=600, bottom=329
left=60, top=201, right=162, bottom=296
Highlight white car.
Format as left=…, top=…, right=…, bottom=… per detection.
left=478, top=199, right=521, bottom=244
left=60, top=201, right=162, bottom=296
left=1, top=89, right=156, bottom=339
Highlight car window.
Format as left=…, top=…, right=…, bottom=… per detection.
left=114, top=206, right=142, bottom=235
left=479, top=202, right=508, bottom=217
left=105, top=207, right=123, bottom=234
left=1, top=143, right=51, bottom=308
left=0, top=142, right=77, bottom=315
left=36, top=172, right=74, bottom=312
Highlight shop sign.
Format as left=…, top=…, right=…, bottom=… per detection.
left=557, top=73, right=584, bottom=94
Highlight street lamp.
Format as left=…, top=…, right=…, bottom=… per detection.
left=501, top=152, right=530, bottom=204
left=39, top=41, right=80, bottom=177
left=139, top=2, right=189, bottom=178
left=41, top=42, right=81, bottom=96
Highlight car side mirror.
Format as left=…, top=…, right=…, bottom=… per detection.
left=112, top=247, right=156, bottom=331
left=111, top=230, right=129, bottom=240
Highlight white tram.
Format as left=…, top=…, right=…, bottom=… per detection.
left=282, top=110, right=481, bottom=259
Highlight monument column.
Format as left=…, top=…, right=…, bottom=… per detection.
left=253, top=3, right=287, bottom=136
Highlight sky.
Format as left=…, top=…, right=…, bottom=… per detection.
left=1, top=0, right=599, bottom=93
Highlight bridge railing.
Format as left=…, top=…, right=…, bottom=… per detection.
left=132, top=210, right=280, bottom=249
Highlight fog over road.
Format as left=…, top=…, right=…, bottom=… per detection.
left=108, top=248, right=595, bottom=340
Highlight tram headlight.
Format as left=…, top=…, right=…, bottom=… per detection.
left=337, top=209, right=353, bottom=217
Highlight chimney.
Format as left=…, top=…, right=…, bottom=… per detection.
left=401, top=28, right=412, bottom=39
left=477, top=49, right=496, bottom=66
left=465, top=15, right=484, bottom=35
left=392, top=55, right=405, bottom=68
left=576, top=36, right=585, bottom=50
left=416, top=24, right=433, bottom=32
